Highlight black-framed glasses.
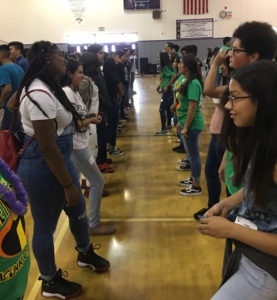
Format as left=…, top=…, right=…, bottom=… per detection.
left=227, top=95, right=251, bottom=106
left=231, top=46, right=248, bottom=54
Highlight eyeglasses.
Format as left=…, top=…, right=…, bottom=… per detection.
left=227, top=95, right=251, bottom=106
left=230, top=46, right=248, bottom=55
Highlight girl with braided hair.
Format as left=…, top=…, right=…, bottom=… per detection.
left=16, top=41, right=110, bottom=299
left=176, top=54, right=204, bottom=196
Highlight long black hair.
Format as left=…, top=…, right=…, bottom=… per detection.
left=16, top=41, right=81, bottom=128
left=159, top=52, right=172, bottom=72
left=79, top=53, right=99, bottom=82
left=60, top=59, right=81, bottom=87
left=221, top=60, right=277, bottom=207
left=179, top=54, right=203, bottom=96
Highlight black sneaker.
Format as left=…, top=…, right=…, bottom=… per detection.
left=155, top=129, right=167, bottom=136
left=179, top=186, right=202, bottom=196
left=193, top=208, right=208, bottom=220
left=176, top=160, right=190, bottom=171
left=179, top=177, right=194, bottom=186
left=77, top=244, right=110, bottom=273
left=39, top=269, right=83, bottom=299
left=172, top=145, right=186, bottom=153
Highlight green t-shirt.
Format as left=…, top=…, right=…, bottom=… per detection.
left=176, top=79, right=204, bottom=130
left=225, top=150, right=242, bottom=195
left=160, top=66, right=174, bottom=90
left=0, top=174, right=30, bottom=300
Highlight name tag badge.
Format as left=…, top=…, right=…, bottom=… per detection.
left=235, top=216, right=258, bottom=230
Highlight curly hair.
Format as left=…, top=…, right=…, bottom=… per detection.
left=233, top=21, right=277, bottom=59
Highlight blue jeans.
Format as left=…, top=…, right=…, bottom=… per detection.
left=185, top=129, right=202, bottom=182
left=159, top=88, right=173, bottom=130
left=212, top=255, right=277, bottom=300
left=205, top=134, right=225, bottom=208
left=17, top=134, right=90, bottom=277
left=71, top=147, right=104, bottom=228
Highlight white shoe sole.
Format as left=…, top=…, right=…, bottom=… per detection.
left=179, top=191, right=202, bottom=196
left=178, top=181, right=193, bottom=186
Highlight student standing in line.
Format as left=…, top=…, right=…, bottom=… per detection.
left=62, top=58, right=116, bottom=236
left=0, top=45, right=24, bottom=130
left=199, top=60, right=277, bottom=300
left=155, top=52, right=176, bottom=136
left=8, top=41, right=28, bottom=72
left=176, top=54, right=204, bottom=196
left=16, top=41, right=110, bottom=299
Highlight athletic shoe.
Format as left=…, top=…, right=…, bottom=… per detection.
left=179, top=186, right=202, bottom=196
left=88, top=223, right=116, bottom=236
left=178, top=159, right=189, bottom=164
left=172, top=145, right=186, bottom=153
left=109, top=148, right=124, bottom=156
left=77, top=244, right=110, bottom=273
left=39, top=269, right=83, bottom=299
left=98, top=163, right=114, bottom=173
left=179, top=177, right=194, bottom=186
left=193, top=208, right=208, bottom=220
left=155, top=130, right=167, bottom=136
left=166, top=126, right=172, bottom=130
left=106, top=158, right=113, bottom=164
left=176, top=161, right=190, bottom=171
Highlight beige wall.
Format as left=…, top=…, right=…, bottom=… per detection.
left=1, top=0, right=277, bottom=44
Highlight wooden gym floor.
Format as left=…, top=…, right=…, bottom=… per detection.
left=24, top=75, right=225, bottom=300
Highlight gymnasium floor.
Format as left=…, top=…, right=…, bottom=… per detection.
left=24, top=74, right=225, bottom=300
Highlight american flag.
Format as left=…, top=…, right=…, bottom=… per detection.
left=183, top=0, right=208, bottom=15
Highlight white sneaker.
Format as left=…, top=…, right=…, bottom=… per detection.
left=179, top=186, right=202, bottom=196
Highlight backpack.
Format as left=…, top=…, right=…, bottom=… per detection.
left=0, top=89, right=52, bottom=170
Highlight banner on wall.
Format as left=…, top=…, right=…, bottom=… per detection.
left=176, top=18, right=213, bottom=39
left=183, top=0, right=208, bottom=15
left=124, top=0, right=160, bottom=10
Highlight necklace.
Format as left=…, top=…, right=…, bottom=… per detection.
left=0, top=158, right=28, bottom=215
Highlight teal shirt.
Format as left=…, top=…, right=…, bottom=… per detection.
left=176, top=79, right=204, bottom=130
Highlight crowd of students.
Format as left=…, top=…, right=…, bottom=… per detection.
left=1, top=19, right=277, bottom=299
left=156, top=21, right=277, bottom=299
left=0, top=41, right=136, bottom=299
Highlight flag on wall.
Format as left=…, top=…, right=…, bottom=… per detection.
left=183, top=0, right=208, bottom=15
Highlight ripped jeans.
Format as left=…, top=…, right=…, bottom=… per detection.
left=17, top=134, right=90, bottom=277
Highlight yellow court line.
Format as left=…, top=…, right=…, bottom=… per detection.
left=26, top=219, right=69, bottom=300
left=101, top=217, right=196, bottom=222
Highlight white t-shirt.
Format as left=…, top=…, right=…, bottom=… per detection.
left=63, top=86, right=91, bottom=150
left=20, top=79, right=72, bottom=136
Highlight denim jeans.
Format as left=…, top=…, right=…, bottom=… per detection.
left=180, top=133, right=191, bottom=162
left=107, top=98, right=120, bottom=147
left=212, top=255, right=277, bottom=300
left=205, top=134, right=225, bottom=208
left=71, top=147, right=104, bottom=228
left=159, top=88, right=173, bottom=130
left=185, top=129, right=202, bottom=182
left=17, top=134, right=90, bottom=277
left=96, top=113, right=108, bottom=165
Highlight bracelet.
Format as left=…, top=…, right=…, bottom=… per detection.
left=63, top=181, right=74, bottom=189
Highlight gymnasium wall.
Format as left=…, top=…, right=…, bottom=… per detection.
left=1, top=0, right=277, bottom=44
